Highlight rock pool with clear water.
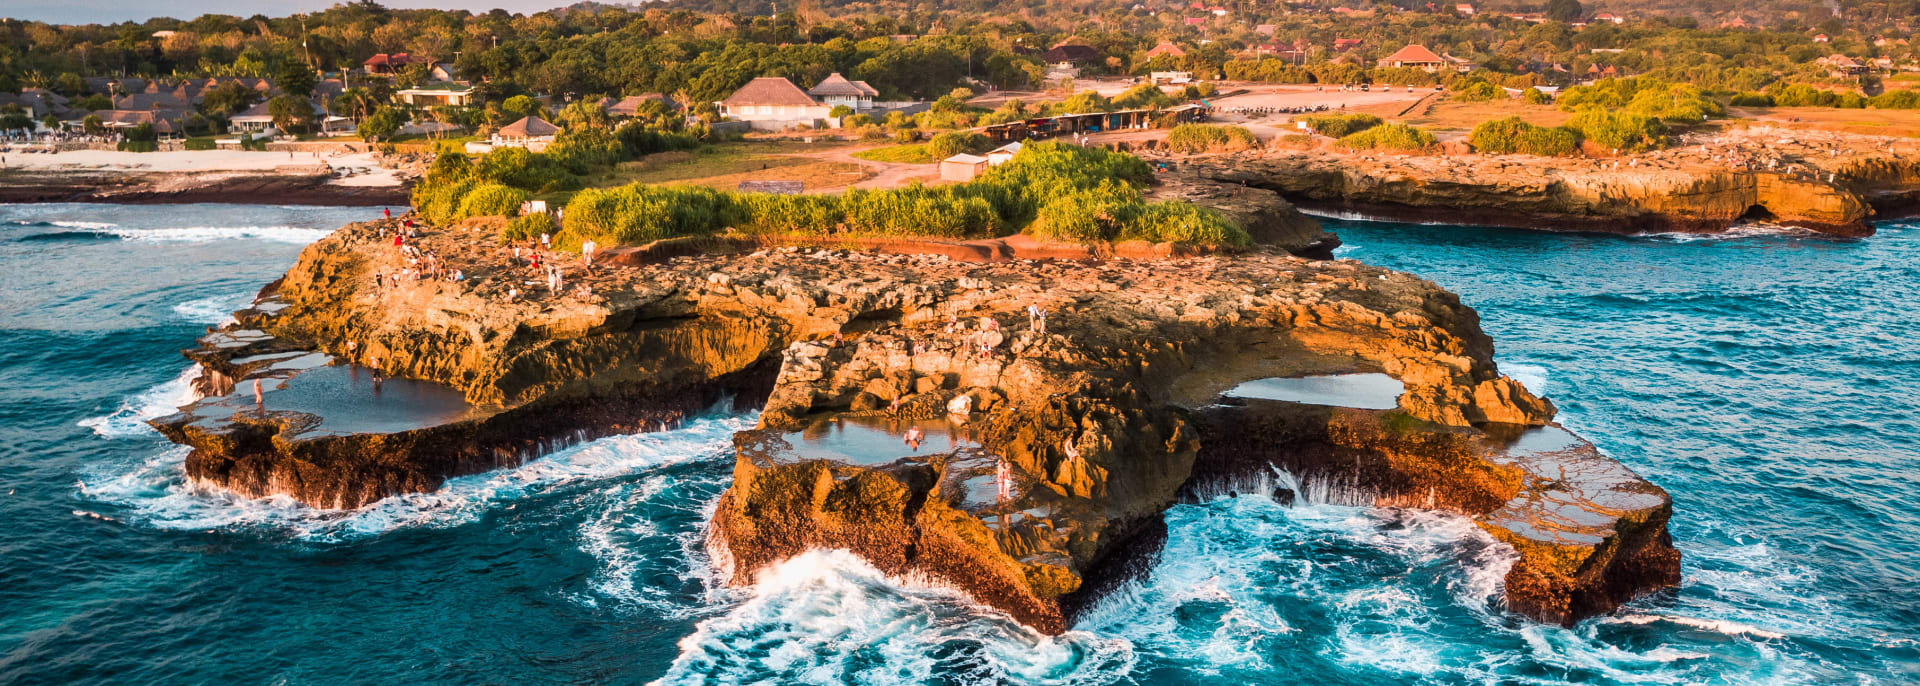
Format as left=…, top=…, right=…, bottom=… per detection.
left=1, top=204, right=1915, bottom=684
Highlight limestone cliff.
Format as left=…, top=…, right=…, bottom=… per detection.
left=1186, top=151, right=1889, bottom=237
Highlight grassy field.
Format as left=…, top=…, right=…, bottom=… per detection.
left=592, top=140, right=871, bottom=193
left=1396, top=100, right=1572, bottom=130
left=852, top=143, right=935, bottom=164
left=1726, top=106, right=1920, bottom=138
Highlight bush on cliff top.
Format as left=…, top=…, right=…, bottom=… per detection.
left=549, top=142, right=1245, bottom=249
left=1567, top=109, right=1669, bottom=153
left=457, top=183, right=532, bottom=220
left=1336, top=123, right=1436, bottom=152
left=1163, top=124, right=1260, bottom=154
left=1469, top=117, right=1583, bottom=157
left=1302, top=113, right=1382, bottom=138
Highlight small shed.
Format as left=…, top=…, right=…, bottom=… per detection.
left=940, top=153, right=989, bottom=182
left=985, top=142, right=1022, bottom=166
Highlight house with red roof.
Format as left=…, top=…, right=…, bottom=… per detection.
left=1380, top=44, right=1447, bottom=71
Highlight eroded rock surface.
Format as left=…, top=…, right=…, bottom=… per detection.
left=1180, top=147, right=1920, bottom=237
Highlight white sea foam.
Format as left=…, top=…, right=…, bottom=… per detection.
left=1640, top=223, right=1825, bottom=243
left=172, top=294, right=250, bottom=324
left=104, top=226, right=334, bottom=244
left=654, top=549, right=1135, bottom=686
left=1502, top=362, right=1550, bottom=396
left=574, top=473, right=738, bottom=619
left=78, top=412, right=755, bottom=542
left=76, top=366, right=203, bottom=438
left=1602, top=614, right=1787, bottom=640
left=49, top=220, right=120, bottom=230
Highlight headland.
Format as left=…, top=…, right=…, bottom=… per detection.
left=149, top=178, right=1679, bottom=634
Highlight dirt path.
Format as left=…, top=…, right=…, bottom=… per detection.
left=808, top=145, right=939, bottom=191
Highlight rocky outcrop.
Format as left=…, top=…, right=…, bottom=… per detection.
left=1187, top=151, right=1884, bottom=237
left=153, top=210, right=1678, bottom=634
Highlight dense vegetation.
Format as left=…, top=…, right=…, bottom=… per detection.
left=1335, top=123, right=1436, bottom=151
left=1301, top=113, right=1383, bottom=138
left=1469, top=117, right=1582, bottom=156
left=415, top=140, right=1246, bottom=248
left=1162, top=124, right=1259, bottom=153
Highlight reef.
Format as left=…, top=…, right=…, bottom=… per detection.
left=152, top=197, right=1678, bottom=633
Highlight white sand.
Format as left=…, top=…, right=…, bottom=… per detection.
left=0, top=149, right=402, bottom=186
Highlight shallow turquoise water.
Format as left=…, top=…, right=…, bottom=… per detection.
left=1, top=205, right=1914, bottom=684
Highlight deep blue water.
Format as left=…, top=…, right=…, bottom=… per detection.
left=1, top=204, right=1916, bottom=684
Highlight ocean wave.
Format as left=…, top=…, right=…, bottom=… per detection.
left=172, top=294, right=249, bottom=325
left=1600, top=614, right=1786, bottom=640
left=14, top=225, right=334, bottom=244
left=77, top=411, right=755, bottom=542
left=1638, top=223, right=1831, bottom=243
left=105, top=226, right=336, bottom=244
left=574, top=473, right=737, bottom=620
left=1502, top=362, right=1550, bottom=396
left=76, top=366, right=203, bottom=438
left=653, top=549, right=1135, bottom=686
left=1077, top=497, right=1515, bottom=678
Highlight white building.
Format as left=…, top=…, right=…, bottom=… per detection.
left=806, top=72, right=880, bottom=111
left=718, top=77, right=835, bottom=130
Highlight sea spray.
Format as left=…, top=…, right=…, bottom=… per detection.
left=654, top=549, right=1135, bottom=686
left=77, top=365, right=204, bottom=438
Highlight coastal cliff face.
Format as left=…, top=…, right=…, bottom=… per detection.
left=1187, top=152, right=1884, bottom=236
left=152, top=210, right=1676, bottom=633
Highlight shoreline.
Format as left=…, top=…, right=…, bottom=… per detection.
left=0, top=148, right=413, bottom=207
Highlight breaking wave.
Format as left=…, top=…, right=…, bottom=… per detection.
left=77, top=411, right=755, bottom=543
left=76, top=365, right=202, bottom=438
left=654, top=549, right=1135, bottom=686
left=16, top=225, right=333, bottom=244
left=172, top=294, right=250, bottom=324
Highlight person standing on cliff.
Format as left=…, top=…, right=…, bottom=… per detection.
left=582, top=239, right=597, bottom=270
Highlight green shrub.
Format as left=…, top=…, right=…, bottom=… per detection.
left=549, top=126, right=626, bottom=174
left=457, top=183, right=531, bottom=220
left=1567, top=110, right=1669, bottom=152
left=926, top=131, right=990, bottom=159
left=1302, top=113, right=1383, bottom=137
left=1121, top=202, right=1247, bottom=246
left=1337, top=123, right=1435, bottom=151
left=414, top=178, right=476, bottom=226
left=1451, top=81, right=1504, bottom=102
left=842, top=186, right=999, bottom=238
left=733, top=193, right=845, bottom=235
left=1111, top=82, right=1180, bottom=110
left=1561, top=77, right=1723, bottom=122
left=1469, top=117, right=1582, bottom=156
left=183, top=137, right=216, bottom=151
left=1164, top=124, right=1259, bottom=154
left=502, top=212, right=553, bottom=243
left=542, top=141, right=1244, bottom=249
left=1871, top=90, right=1920, bottom=109
left=1729, top=92, right=1775, bottom=107
left=561, top=184, right=738, bottom=245
left=116, top=140, right=159, bottom=153
left=617, top=124, right=701, bottom=157
left=1522, top=88, right=1552, bottom=105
